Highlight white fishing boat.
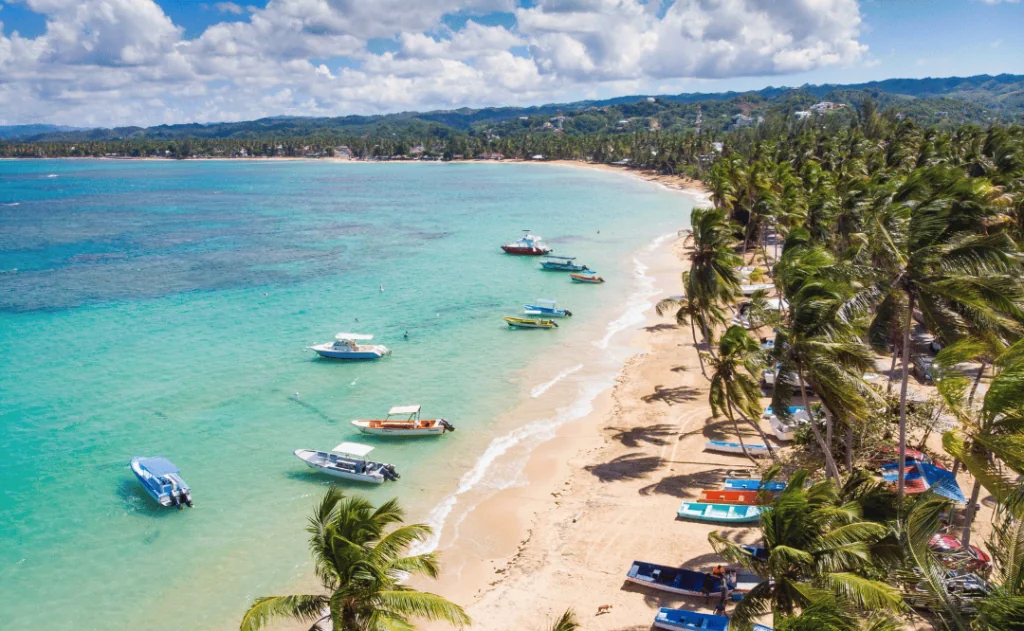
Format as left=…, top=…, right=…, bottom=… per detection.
left=294, top=442, right=399, bottom=483
left=351, top=405, right=455, bottom=437
left=309, top=333, right=391, bottom=360
left=769, top=409, right=810, bottom=441
left=740, top=283, right=775, bottom=295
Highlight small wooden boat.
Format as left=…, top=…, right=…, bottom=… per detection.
left=704, top=440, right=771, bottom=457
left=678, top=502, right=762, bottom=524
left=504, top=316, right=558, bottom=329
left=351, top=405, right=454, bottom=437
left=523, top=299, right=572, bottom=317
left=654, top=608, right=729, bottom=631
left=130, top=457, right=193, bottom=509
left=625, top=561, right=759, bottom=597
left=725, top=479, right=786, bottom=492
left=294, top=443, right=399, bottom=484
left=570, top=272, right=605, bottom=284
left=740, top=283, right=775, bottom=295
left=698, top=489, right=773, bottom=505
left=539, top=255, right=588, bottom=272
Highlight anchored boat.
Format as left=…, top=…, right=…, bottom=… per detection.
left=539, top=255, right=588, bottom=272
left=570, top=272, right=605, bottom=284
left=129, top=456, right=194, bottom=509
left=293, top=442, right=399, bottom=484
left=309, top=333, right=391, bottom=360
left=678, top=502, right=763, bottom=524
left=504, top=316, right=558, bottom=329
left=523, top=299, right=572, bottom=318
left=502, top=231, right=551, bottom=255
left=351, top=405, right=454, bottom=437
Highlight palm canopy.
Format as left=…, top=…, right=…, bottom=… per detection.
left=688, top=206, right=742, bottom=308
left=240, top=487, right=470, bottom=631
left=705, top=325, right=775, bottom=459
left=709, top=470, right=904, bottom=631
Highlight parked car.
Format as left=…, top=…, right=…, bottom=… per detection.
left=930, top=534, right=992, bottom=576
left=912, top=354, right=934, bottom=383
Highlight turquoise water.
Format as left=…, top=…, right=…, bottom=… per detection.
left=0, top=159, right=691, bottom=631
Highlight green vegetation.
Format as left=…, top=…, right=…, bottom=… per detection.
left=239, top=488, right=469, bottom=631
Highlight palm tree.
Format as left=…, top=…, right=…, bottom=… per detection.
left=705, top=325, right=776, bottom=462
left=709, top=470, right=904, bottom=630
left=656, top=270, right=725, bottom=378
left=688, top=206, right=742, bottom=313
left=240, top=488, right=470, bottom=631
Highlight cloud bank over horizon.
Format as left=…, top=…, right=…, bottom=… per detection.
left=0, top=0, right=870, bottom=127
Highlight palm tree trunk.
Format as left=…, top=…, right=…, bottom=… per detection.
left=824, top=405, right=833, bottom=455
left=967, top=361, right=986, bottom=410
left=845, top=423, right=854, bottom=472
left=961, top=478, right=982, bottom=548
left=887, top=346, right=899, bottom=394
left=725, top=399, right=756, bottom=465
left=734, top=407, right=776, bottom=459
left=796, top=366, right=841, bottom=480
left=898, top=293, right=915, bottom=503
left=690, top=318, right=708, bottom=378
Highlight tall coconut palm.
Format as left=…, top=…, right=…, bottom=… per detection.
left=688, top=206, right=742, bottom=313
left=705, top=325, right=775, bottom=462
left=709, top=470, right=904, bottom=629
left=240, top=488, right=469, bottom=631
left=656, top=270, right=726, bottom=378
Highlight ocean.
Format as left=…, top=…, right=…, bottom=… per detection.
left=0, top=159, right=693, bottom=630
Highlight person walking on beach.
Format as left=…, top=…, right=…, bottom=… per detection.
left=714, top=592, right=727, bottom=617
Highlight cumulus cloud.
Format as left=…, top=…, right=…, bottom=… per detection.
left=0, top=0, right=868, bottom=127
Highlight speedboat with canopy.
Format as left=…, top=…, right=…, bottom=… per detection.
left=309, top=333, right=391, bottom=359
left=501, top=231, right=552, bottom=255
left=293, top=442, right=399, bottom=483
left=130, top=456, right=194, bottom=509
left=523, top=299, right=572, bottom=317
left=539, top=255, right=588, bottom=272
left=351, top=405, right=454, bottom=437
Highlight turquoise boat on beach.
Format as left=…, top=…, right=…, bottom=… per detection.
left=677, top=501, right=762, bottom=524
left=725, top=479, right=786, bottom=491
left=704, top=440, right=771, bottom=457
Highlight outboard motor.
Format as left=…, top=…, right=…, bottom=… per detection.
left=181, top=490, right=194, bottom=508
left=382, top=465, right=400, bottom=481
left=564, top=309, right=573, bottom=317
left=439, top=418, right=455, bottom=433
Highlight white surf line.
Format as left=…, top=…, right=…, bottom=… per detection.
left=594, top=232, right=674, bottom=350
left=531, top=364, right=583, bottom=398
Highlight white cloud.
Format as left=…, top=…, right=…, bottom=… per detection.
left=0, top=0, right=869, bottom=127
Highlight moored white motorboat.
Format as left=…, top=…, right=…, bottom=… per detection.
left=293, top=442, right=399, bottom=483
left=309, top=333, right=391, bottom=359
left=129, top=456, right=194, bottom=509
left=351, top=405, right=455, bottom=437
left=523, top=299, right=572, bottom=317
left=502, top=231, right=552, bottom=255
left=539, top=255, right=588, bottom=271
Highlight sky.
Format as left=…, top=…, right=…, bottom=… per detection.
left=0, top=0, right=1021, bottom=127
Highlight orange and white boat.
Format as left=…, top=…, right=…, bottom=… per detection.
left=351, top=405, right=454, bottom=437
left=697, top=489, right=774, bottom=506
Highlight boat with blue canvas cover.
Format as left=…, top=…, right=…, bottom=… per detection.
left=129, top=456, right=193, bottom=509
left=539, top=255, right=589, bottom=272
left=725, top=479, right=786, bottom=491
left=678, top=502, right=762, bottom=524
left=523, top=299, right=573, bottom=317
left=704, top=440, right=771, bottom=457
left=309, top=333, right=392, bottom=360
left=625, top=561, right=759, bottom=597
left=654, top=608, right=729, bottom=631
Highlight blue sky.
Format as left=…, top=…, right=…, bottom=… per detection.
left=0, top=0, right=1020, bottom=126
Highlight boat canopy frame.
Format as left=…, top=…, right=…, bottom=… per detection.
left=332, top=442, right=376, bottom=458
left=335, top=333, right=374, bottom=341
left=386, top=405, right=422, bottom=420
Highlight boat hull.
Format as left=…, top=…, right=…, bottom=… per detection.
left=540, top=263, right=586, bottom=271
left=504, top=317, right=557, bottom=329
left=310, top=346, right=391, bottom=360
left=294, top=450, right=386, bottom=484
left=677, top=501, right=762, bottom=523
left=704, top=440, right=770, bottom=456
left=351, top=420, right=447, bottom=436
left=502, top=245, right=550, bottom=255
left=626, top=561, right=759, bottom=598
left=654, top=608, right=730, bottom=631
left=570, top=274, right=604, bottom=283
left=698, top=489, right=771, bottom=505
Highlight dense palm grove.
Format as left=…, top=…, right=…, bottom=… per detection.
left=665, top=104, right=1024, bottom=630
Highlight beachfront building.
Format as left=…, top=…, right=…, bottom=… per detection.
left=810, top=101, right=846, bottom=114
left=794, top=111, right=811, bottom=119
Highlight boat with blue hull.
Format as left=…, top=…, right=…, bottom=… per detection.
left=309, top=333, right=391, bottom=360
left=523, top=299, right=572, bottom=318
left=539, top=255, right=589, bottom=272
left=654, top=608, right=729, bottom=631
left=725, top=479, right=786, bottom=491
left=704, top=440, right=771, bottom=457
left=678, top=502, right=762, bottom=524
left=130, top=457, right=193, bottom=509
left=625, top=561, right=759, bottom=597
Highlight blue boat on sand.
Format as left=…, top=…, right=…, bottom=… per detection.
left=678, top=502, right=762, bottom=524
left=705, top=440, right=771, bottom=457
left=625, top=561, right=760, bottom=597
left=654, top=608, right=729, bottom=631
left=130, top=456, right=193, bottom=509
left=725, top=478, right=786, bottom=491
left=762, top=405, right=805, bottom=418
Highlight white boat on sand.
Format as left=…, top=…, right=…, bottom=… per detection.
left=351, top=405, right=454, bottom=437
left=309, top=333, right=391, bottom=360
left=294, top=442, right=399, bottom=483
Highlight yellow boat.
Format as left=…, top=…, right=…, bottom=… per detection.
left=503, top=316, right=558, bottom=329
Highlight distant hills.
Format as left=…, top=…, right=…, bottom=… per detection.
left=6, top=73, right=1024, bottom=144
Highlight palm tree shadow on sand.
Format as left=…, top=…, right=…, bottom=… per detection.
left=585, top=453, right=664, bottom=482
